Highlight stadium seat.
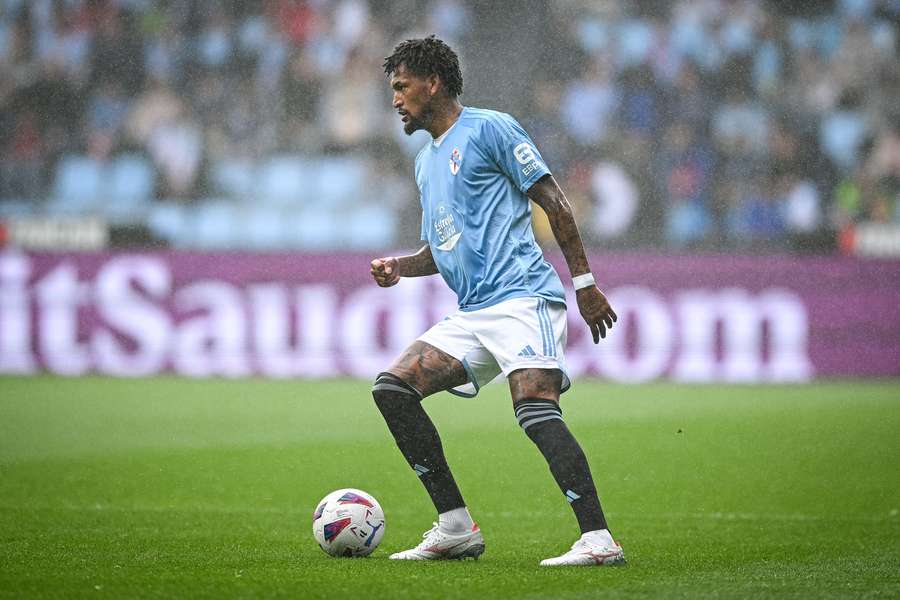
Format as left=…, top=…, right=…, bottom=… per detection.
left=146, top=202, right=188, bottom=246
left=49, top=155, right=104, bottom=214
left=105, top=154, right=155, bottom=222
left=190, top=201, right=240, bottom=248
left=285, top=209, right=340, bottom=250
left=0, top=200, right=38, bottom=218
left=241, top=206, right=289, bottom=249
left=209, top=158, right=257, bottom=199
left=311, top=157, right=366, bottom=208
left=257, top=156, right=312, bottom=206
left=342, top=205, right=397, bottom=249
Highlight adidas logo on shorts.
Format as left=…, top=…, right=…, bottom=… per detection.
left=517, top=345, right=537, bottom=357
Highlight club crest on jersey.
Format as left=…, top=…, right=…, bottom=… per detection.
left=449, top=147, right=462, bottom=175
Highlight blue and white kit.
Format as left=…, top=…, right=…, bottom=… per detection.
left=414, top=107, right=571, bottom=396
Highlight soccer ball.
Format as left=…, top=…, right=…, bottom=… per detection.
left=312, top=488, right=385, bottom=557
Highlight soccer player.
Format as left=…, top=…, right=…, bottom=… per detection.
left=370, top=36, right=623, bottom=567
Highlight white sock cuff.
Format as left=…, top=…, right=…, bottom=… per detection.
left=582, top=528, right=614, bottom=546
left=439, top=506, right=474, bottom=533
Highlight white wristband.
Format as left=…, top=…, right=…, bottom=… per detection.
left=572, top=272, right=595, bottom=290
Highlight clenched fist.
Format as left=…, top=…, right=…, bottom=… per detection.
left=370, top=257, right=401, bottom=287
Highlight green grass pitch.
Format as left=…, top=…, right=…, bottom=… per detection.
left=1, top=377, right=898, bottom=599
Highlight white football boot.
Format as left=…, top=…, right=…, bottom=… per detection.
left=389, top=522, right=485, bottom=560
left=540, top=532, right=626, bottom=566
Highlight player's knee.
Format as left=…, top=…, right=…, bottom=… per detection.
left=372, top=372, right=422, bottom=410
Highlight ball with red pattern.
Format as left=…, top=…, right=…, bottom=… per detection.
left=312, top=488, right=385, bottom=557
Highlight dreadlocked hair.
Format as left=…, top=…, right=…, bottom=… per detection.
left=383, top=35, right=463, bottom=98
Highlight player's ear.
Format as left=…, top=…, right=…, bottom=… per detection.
left=426, top=73, right=441, bottom=96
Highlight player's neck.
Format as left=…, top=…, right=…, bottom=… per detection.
left=427, top=100, right=463, bottom=139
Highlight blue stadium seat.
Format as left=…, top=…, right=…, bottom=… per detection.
left=241, top=206, right=289, bottom=249
left=105, top=154, right=155, bottom=221
left=50, top=155, right=104, bottom=214
left=0, top=200, right=38, bottom=218
left=342, top=205, right=397, bottom=250
left=147, top=202, right=188, bottom=246
left=311, top=157, right=366, bottom=208
left=285, top=209, right=340, bottom=250
left=257, top=156, right=311, bottom=206
left=210, top=158, right=257, bottom=199
left=190, top=201, right=240, bottom=248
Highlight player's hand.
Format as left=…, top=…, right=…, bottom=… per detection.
left=576, top=286, right=617, bottom=343
left=370, top=257, right=401, bottom=287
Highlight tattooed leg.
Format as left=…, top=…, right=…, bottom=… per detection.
left=509, top=368, right=610, bottom=534
left=508, top=368, right=562, bottom=404
left=372, top=341, right=470, bottom=513
left=386, top=341, right=469, bottom=398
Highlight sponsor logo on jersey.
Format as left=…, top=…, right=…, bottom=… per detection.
left=433, top=203, right=464, bottom=251
left=514, top=142, right=536, bottom=164
left=514, top=142, right=541, bottom=176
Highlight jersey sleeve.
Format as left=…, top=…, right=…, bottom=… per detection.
left=420, top=207, right=427, bottom=242
left=478, top=114, right=551, bottom=193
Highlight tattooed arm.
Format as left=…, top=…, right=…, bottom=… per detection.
left=527, top=174, right=617, bottom=342
left=370, top=245, right=438, bottom=287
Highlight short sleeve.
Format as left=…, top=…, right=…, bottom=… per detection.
left=479, top=114, right=551, bottom=193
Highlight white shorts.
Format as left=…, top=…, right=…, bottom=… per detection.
left=418, top=296, right=571, bottom=398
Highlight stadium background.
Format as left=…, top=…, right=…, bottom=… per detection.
left=1, top=0, right=899, bottom=253
left=1, top=0, right=898, bottom=598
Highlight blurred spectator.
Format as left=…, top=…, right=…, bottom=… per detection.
left=426, top=0, right=472, bottom=45
left=1, top=107, right=43, bottom=200
left=820, top=89, right=868, bottom=172
left=147, top=108, right=203, bottom=198
left=86, top=81, right=129, bottom=159
left=780, top=178, right=822, bottom=235
left=125, top=77, right=182, bottom=149
left=321, top=46, right=381, bottom=150
left=89, top=7, right=144, bottom=95
left=726, top=176, right=787, bottom=246
left=618, top=65, right=661, bottom=138
left=658, top=121, right=713, bottom=246
left=275, top=0, right=320, bottom=46
left=561, top=57, right=619, bottom=148
left=768, top=121, right=823, bottom=235
left=864, top=126, right=900, bottom=182
left=279, top=50, right=324, bottom=152
left=196, top=5, right=234, bottom=70
left=664, top=61, right=711, bottom=133
left=588, top=161, right=638, bottom=240
left=711, top=81, right=770, bottom=158
left=524, top=81, right=570, bottom=171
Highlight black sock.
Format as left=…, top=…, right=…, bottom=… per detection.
left=372, top=372, right=465, bottom=513
left=515, top=398, right=608, bottom=534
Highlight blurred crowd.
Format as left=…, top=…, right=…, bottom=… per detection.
left=533, top=0, right=900, bottom=251
left=0, top=0, right=898, bottom=251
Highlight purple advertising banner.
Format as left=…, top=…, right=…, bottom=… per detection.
left=0, top=251, right=898, bottom=382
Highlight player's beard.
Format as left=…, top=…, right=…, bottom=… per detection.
left=404, top=100, right=435, bottom=136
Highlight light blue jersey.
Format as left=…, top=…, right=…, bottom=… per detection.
left=415, top=107, right=565, bottom=311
